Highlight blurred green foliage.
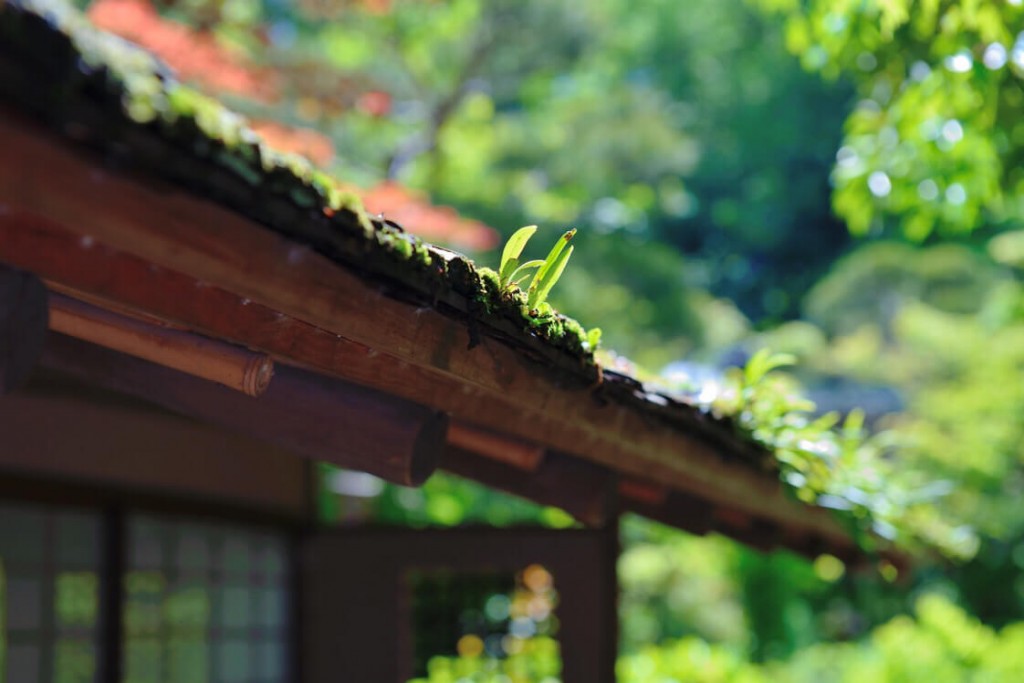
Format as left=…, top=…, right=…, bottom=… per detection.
left=617, top=594, right=1024, bottom=682
left=804, top=242, right=1008, bottom=336
left=805, top=246, right=1024, bottom=622
left=317, top=464, right=576, bottom=529
left=408, top=635, right=561, bottom=683
left=756, top=0, right=1024, bottom=240
left=420, top=595, right=1024, bottom=682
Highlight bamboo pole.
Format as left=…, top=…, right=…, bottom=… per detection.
left=446, top=420, right=546, bottom=471
left=48, top=293, right=273, bottom=397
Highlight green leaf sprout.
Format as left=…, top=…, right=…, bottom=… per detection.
left=498, top=225, right=543, bottom=289
left=527, top=228, right=576, bottom=310
left=497, top=225, right=577, bottom=313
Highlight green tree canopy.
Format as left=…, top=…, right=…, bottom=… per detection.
left=757, top=0, right=1024, bottom=240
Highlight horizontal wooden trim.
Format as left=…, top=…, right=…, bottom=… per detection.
left=0, top=112, right=859, bottom=555
left=618, top=477, right=669, bottom=506
left=443, top=447, right=615, bottom=528
left=49, top=293, right=274, bottom=397
left=447, top=421, right=546, bottom=471
left=0, top=390, right=309, bottom=516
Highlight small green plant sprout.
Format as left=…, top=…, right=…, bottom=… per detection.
left=498, top=225, right=546, bottom=289
left=497, top=225, right=577, bottom=316
left=527, top=227, right=576, bottom=312
left=742, top=348, right=797, bottom=387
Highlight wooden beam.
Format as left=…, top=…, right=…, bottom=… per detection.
left=0, top=263, right=47, bottom=393
left=41, top=333, right=446, bottom=486
left=443, top=447, right=616, bottom=528
left=0, top=390, right=309, bottom=516
left=0, top=113, right=860, bottom=554
left=623, top=488, right=717, bottom=538
left=621, top=485, right=877, bottom=562
left=447, top=421, right=546, bottom=471
left=49, top=293, right=274, bottom=397
left=618, top=477, right=669, bottom=506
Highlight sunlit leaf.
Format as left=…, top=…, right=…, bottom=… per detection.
left=527, top=228, right=576, bottom=307
left=499, top=225, right=537, bottom=285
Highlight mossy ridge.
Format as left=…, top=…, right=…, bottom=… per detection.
left=0, top=0, right=601, bottom=369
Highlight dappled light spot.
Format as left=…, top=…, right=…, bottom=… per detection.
left=941, top=120, right=963, bottom=145
left=983, top=43, right=1007, bottom=70
left=910, top=60, right=932, bottom=81
left=813, top=554, right=846, bottom=582
left=918, top=179, right=940, bottom=201
left=867, top=171, right=891, bottom=198
left=946, top=183, right=967, bottom=206
left=944, top=50, right=973, bottom=73
left=856, top=52, right=877, bottom=71
left=456, top=634, right=484, bottom=658
left=410, top=566, right=561, bottom=679
left=836, top=146, right=859, bottom=169
left=1011, top=36, right=1024, bottom=71
left=522, top=564, right=554, bottom=593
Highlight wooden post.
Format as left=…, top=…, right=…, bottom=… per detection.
left=42, top=333, right=446, bottom=486
left=0, top=264, right=47, bottom=393
left=558, top=512, right=619, bottom=683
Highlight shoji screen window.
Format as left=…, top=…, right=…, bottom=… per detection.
left=0, top=502, right=103, bottom=683
left=123, top=515, right=290, bottom=683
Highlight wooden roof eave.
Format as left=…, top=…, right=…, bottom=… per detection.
left=0, top=108, right=865, bottom=560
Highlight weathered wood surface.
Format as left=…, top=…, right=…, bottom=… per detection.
left=447, top=421, right=546, bottom=471
left=50, top=293, right=274, bottom=396
left=0, top=263, right=47, bottom=393
left=0, top=112, right=859, bottom=555
left=0, top=388, right=310, bottom=516
left=303, top=528, right=619, bottom=683
left=42, top=333, right=446, bottom=486
left=443, top=447, right=616, bottom=528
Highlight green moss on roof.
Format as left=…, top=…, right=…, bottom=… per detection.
left=0, top=0, right=598, bottom=362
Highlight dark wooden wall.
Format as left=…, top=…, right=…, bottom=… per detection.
left=302, top=526, right=619, bottom=683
